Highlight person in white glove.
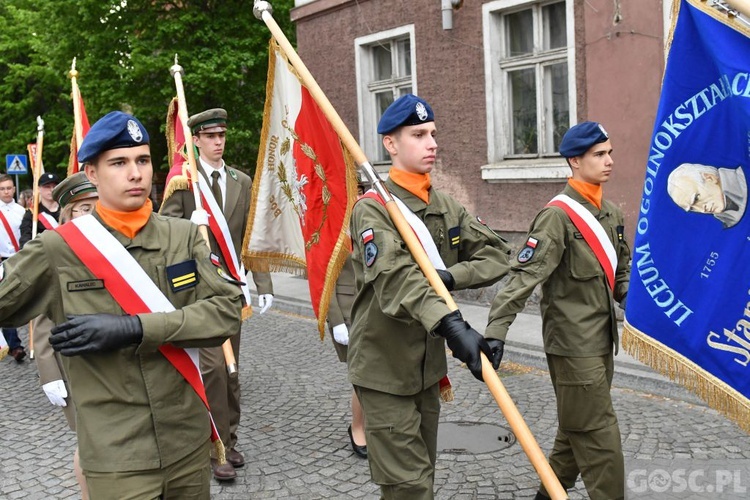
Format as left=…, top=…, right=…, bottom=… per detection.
left=258, top=294, right=274, bottom=314
left=43, top=379, right=68, bottom=407
left=159, top=108, right=275, bottom=480
left=326, top=255, right=367, bottom=459
left=332, top=323, right=349, bottom=346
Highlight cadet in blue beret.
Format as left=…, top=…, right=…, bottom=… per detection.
left=348, top=94, right=512, bottom=498
left=487, top=120, right=630, bottom=500
left=0, top=110, right=243, bottom=498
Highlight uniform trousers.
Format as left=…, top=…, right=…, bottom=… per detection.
left=201, top=327, right=241, bottom=453
left=84, top=439, right=210, bottom=500
left=1, top=327, right=21, bottom=349
left=540, top=352, right=624, bottom=500
left=356, top=383, right=440, bottom=500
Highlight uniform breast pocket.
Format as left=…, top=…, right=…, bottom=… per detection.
left=567, top=241, right=602, bottom=281
left=57, top=266, right=123, bottom=315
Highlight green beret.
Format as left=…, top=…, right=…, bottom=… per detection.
left=188, top=108, right=228, bottom=134
left=52, top=172, right=98, bottom=208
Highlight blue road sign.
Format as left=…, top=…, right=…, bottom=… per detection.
left=5, top=155, right=28, bottom=175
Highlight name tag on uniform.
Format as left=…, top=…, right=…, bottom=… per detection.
left=166, top=260, right=199, bottom=292
left=67, top=279, right=105, bottom=292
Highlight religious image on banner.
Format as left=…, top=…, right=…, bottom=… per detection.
left=623, top=0, right=750, bottom=433
left=243, top=38, right=358, bottom=337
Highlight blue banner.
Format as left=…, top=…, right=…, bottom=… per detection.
left=624, top=0, right=750, bottom=433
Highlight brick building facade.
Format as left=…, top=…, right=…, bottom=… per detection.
left=291, top=0, right=666, bottom=241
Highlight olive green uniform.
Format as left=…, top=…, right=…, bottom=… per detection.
left=349, top=179, right=511, bottom=499
left=0, top=212, right=243, bottom=487
left=160, top=163, right=272, bottom=453
left=327, top=255, right=355, bottom=362
left=486, top=184, right=630, bottom=500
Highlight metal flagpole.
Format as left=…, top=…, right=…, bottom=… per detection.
left=252, top=2, right=567, bottom=498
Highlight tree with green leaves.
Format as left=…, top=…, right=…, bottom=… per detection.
left=0, top=0, right=295, bottom=192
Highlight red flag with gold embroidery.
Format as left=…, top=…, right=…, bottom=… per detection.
left=162, top=97, right=190, bottom=200
left=244, top=39, right=358, bottom=337
left=67, top=92, right=90, bottom=176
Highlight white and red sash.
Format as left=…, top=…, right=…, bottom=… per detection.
left=546, top=194, right=617, bottom=291
left=55, top=214, right=221, bottom=445
left=196, top=177, right=253, bottom=308
left=0, top=211, right=20, bottom=252
left=361, top=191, right=453, bottom=399
left=38, top=212, right=59, bottom=231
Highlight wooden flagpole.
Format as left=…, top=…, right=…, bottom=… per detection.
left=28, top=116, right=45, bottom=360
left=170, top=56, right=238, bottom=375
left=70, top=58, right=84, bottom=154
left=252, top=2, right=567, bottom=498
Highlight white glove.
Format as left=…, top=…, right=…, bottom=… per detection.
left=258, top=294, right=274, bottom=314
left=332, top=323, right=349, bottom=346
left=42, top=380, right=68, bottom=407
left=189, top=210, right=209, bottom=226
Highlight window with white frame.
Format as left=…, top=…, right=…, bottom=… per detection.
left=356, top=26, right=417, bottom=165
left=483, top=0, right=575, bottom=181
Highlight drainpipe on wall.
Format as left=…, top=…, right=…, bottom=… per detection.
left=441, top=0, right=464, bottom=30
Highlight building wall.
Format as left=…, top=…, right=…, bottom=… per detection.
left=292, top=0, right=664, bottom=240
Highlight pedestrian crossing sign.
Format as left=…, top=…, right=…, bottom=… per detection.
left=5, top=155, right=28, bottom=175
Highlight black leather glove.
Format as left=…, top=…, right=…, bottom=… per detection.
left=434, top=310, right=492, bottom=381
left=436, top=269, right=455, bottom=291
left=486, top=339, right=505, bottom=369
left=50, top=314, right=143, bottom=356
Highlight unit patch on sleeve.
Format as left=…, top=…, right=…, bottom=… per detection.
left=361, top=228, right=377, bottom=267
left=517, top=236, right=539, bottom=263
left=210, top=252, right=222, bottom=267
left=448, top=226, right=460, bottom=249
left=166, top=259, right=199, bottom=292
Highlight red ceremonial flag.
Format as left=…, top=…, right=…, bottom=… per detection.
left=67, top=92, right=90, bottom=176
left=244, top=39, right=358, bottom=337
left=162, top=97, right=190, bottom=200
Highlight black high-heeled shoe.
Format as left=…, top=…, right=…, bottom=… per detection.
left=347, top=425, right=368, bottom=458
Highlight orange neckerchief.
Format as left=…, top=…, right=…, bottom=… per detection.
left=96, top=199, right=153, bottom=239
left=389, top=168, right=431, bottom=204
left=568, top=178, right=602, bottom=210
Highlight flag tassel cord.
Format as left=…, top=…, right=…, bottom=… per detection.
left=252, top=1, right=567, bottom=498
left=623, top=323, right=750, bottom=434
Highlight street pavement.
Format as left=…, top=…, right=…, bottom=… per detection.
left=2, top=273, right=750, bottom=499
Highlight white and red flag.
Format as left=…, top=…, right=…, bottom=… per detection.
left=243, top=39, right=358, bottom=337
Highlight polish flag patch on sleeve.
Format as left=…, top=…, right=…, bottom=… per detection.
left=526, top=237, right=538, bottom=248
left=361, top=228, right=374, bottom=243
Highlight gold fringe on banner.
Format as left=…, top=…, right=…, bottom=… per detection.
left=622, top=320, right=750, bottom=434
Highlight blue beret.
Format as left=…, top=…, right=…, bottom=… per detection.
left=377, top=94, right=434, bottom=134
left=78, top=111, right=150, bottom=164
left=559, top=121, right=609, bottom=158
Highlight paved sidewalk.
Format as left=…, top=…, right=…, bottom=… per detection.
left=261, top=273, right=701, bottom=403
left=1, top=274, right=749, bottom=499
